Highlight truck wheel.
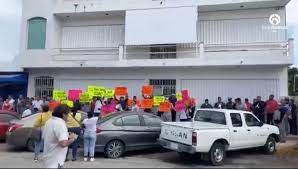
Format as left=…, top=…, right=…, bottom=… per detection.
left=209, top=142, right=226, bottom=166
left=264, top=136, right=276, bottom=155
left=104, top=140, right=125, bottom=159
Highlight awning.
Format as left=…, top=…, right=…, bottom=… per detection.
left=0, top=74, right=28, bottom=84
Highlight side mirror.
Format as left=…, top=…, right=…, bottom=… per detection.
left=257, top=121, right=264, bottom=127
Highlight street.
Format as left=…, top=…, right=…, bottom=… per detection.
left=0, top=141, right=297, bottom=168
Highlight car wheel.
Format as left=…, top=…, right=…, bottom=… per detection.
left=264, top=136, right=276, bottom=155
left=27, top=139, right=35, bottom=152
left=104, top=140, right=125, bottom=159
left=209, top=142, right=226, bottom=166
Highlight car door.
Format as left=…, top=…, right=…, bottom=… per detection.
left=140, top=114, right=163, bottom=146
left=244, top=113, right=267, bottom=147
left=228, top=112, right=249, bottom=149
left=120, top=114, right=149, bottom=149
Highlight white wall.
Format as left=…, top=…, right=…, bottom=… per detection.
left=26, top=66, right=288, bottom=101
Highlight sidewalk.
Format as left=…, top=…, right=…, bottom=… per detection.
left=276, top=135, right=298, bottom=157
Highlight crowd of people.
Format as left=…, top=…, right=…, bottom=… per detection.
left=0, top=93, right=298, bottom=168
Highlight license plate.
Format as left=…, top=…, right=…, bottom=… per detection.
left=170, top=142, right=178, bottom=150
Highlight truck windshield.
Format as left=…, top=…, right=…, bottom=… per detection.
left=194, top=110, right=226, bottom=125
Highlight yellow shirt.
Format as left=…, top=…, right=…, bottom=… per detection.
left=66, top=113, right=82, bottom=128
left=33, top=111, right=52, bottom=129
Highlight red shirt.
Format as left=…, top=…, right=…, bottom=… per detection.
left=245, top=102, right=252, bottom=112
left=265, top=100, right=278, bottom=114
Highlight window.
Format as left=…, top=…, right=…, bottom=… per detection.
left=35, top=76, right=54, bottom=99
left=245, top=113, right=260, bottom=127
left=149, top=79, right=176, bottom=96
left=194, top=110, right=226, bottom=125
left=143, top=115, right=163, bottom=127
left=122, top=115, right=141, bottom=126
left=230, top=113, right=242, bottom=127
left=27, top=17, right=47, bottom=49
left=113, top=118, right=123, bottom=126
left=150, top=45, right=177, bottom=59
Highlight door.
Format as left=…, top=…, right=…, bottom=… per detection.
left=120, top=115, right=148, bottom=149
left=141, top=114, right=163, bottom=146
left=244, top=113, right=267, bottom=147
left=229, top=112, right=249, bottom=149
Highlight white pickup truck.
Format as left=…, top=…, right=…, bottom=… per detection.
left=159, top=109, right=280, bottom=166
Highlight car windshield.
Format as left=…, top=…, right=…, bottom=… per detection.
left=194, top=110, right=227, bottom=125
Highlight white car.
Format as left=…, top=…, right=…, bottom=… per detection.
left=159, top=109, right=280, bottom=166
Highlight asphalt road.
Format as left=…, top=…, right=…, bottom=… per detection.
left=0, top=142, right=297, bottom=168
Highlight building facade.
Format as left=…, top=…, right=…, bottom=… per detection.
left=19, top=0, right=294, bottom=104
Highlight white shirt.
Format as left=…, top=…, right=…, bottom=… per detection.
left=9, top=99, right=15, bottom=105
left=33, top=100, right=44, bottom=110
left=94, top=100, right=102, bottom=113
left=180, top=111, right=188, bottom=120
left=22, top=109, right=32, bottom=118
left=42, top=117, right=68, bottom=168
left=83, top=117, right=98, bottom=132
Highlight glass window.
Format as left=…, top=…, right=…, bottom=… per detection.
left=149, top=79, right=176, bottom=96
left=245, top=113, right=260, bottom=127
left=143, top=115, right=162, bottom=127
left=35, top=76, right=54, bottom=99
left=113, top=118, right=123, bottom=126
left=122, top=115, right=141, bottom=126
left=230, top=113, right=242, bottom=127
left=27, top=17, right=47, bottom=49
left=150, top=45, right=177, bottom=59
left=0, top=114, right=17, bottom=122
left=194, top=110, right=226, bottom=125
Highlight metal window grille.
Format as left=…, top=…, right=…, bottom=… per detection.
left=35, top=76, right=54, bottom=99
left=149, top=79, right=176, bottom=96
left=150, top=45, right=177, bottom=59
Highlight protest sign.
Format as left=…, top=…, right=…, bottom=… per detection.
left=174, top=101, right=185, bottom=112
left=153, top=96, right=165, bottom=106
left=61, top=100, right=74, bottom=108
left=53, top=90, right=67, bottom=101
left=181, top=90, right=189, bottom=101
left=105, top=89, right=115, bottom=99
left=141, top=99, right=153, bottom=109
left=176, top=92, right=182, bottom=101
left=79, top=93, right=91, bottom=103
left=49, top=101, right=61, bottom=111
left=68, top=90, right=82, bottom=101
left=158, top=101, right=171, bottom=112
left=142, top=85, right=153, bottom=96
left=101, top=104, right=115, bottom=116
left=115, top=87, right=127, bottom=97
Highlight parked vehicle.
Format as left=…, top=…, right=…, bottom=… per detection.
left=6, top=112, right=88, bottom=151
left=89, top=112, right=163, bottom=158
left=159, top=109, right=280, bottom=166
left=0, top=111, right=20, bottom=140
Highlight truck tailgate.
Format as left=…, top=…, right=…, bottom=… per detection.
left=160, top=122, right=194, bottom=145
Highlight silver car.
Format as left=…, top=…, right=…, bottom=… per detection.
left=90, top=112, right=163, bottom=158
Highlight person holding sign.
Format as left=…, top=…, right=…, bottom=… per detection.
left=159, top=101, right=172, bottom=122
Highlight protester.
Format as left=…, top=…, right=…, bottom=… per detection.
left=131, top=96, right=140, bottom=112
left=42, top=105, right=78, bottom=168
left=289, top=99, right=297, bottom=135
left=179, top=108, right=189, bottom=122
left=169, top=94, right=177, bottom=122
left=8, top=95, right=15, bottom=107
left=265, top=94, right=278, bottom=125
left=2, top=99, right=13, bottom=111
left=90, top=97, right=97, bottom=113
left=66, top=107, right=82, bottom=161
left=226, top=97, right=234, bottom=109
left=32, top=96, right=44, bottom=113
left=32, top=104, right=52, bottom=161
left=253, top=96, right=266, bottom=122
left=244, top=98, right=252, bottom=112
left=201, top=99, right=213, bottom=109
left=82, top=112, right=99, bottom=162
left=73, top=100, right=82, bottom=111
left=274, top=100, right=289, bottom=143
left=17, top=97, right=26, bottom=116
left=234, top=98, right=246, bottom=111
left=22, top=105, right=32, bottom=118
left=214, top=97, right=225, bottom=109
left=94, top=97, right=102, bottom=116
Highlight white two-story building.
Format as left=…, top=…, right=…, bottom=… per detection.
left=19, top=0, right=294, bottom=104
